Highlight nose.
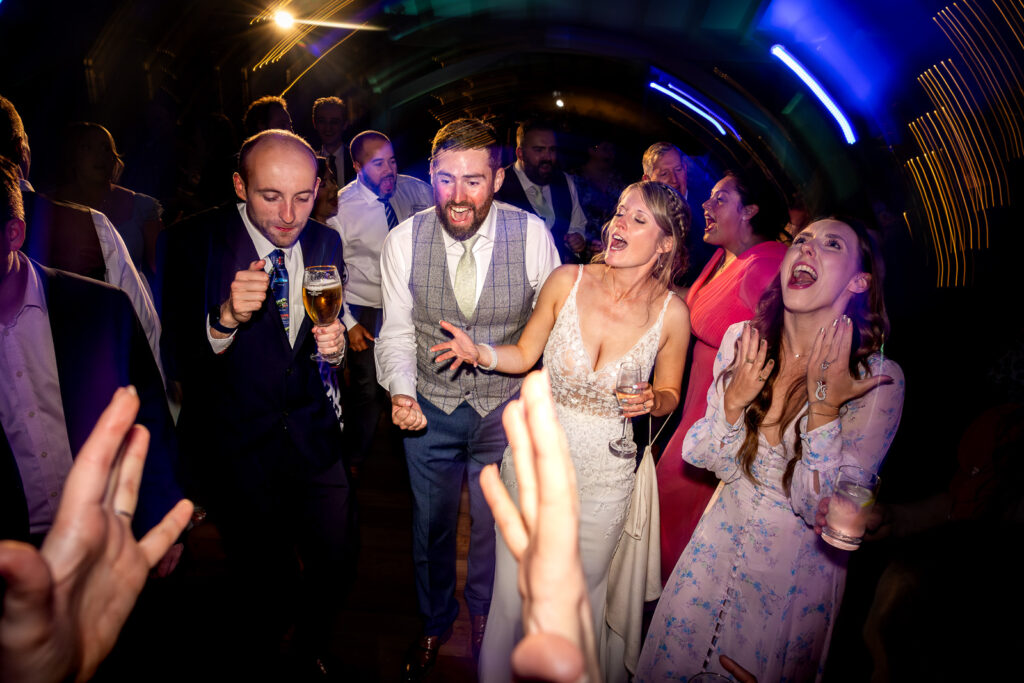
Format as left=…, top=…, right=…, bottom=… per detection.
left=281, top=199, right=296, bottom=224
left=388, top=159, right=398, bottom=174
left=453, top=183, right=467, bottom=204
left=800, top=239, right=815, bottom=255
left=702, top=198, right=712, bottom=212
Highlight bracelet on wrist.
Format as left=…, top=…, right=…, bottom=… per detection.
left=209, top=308, right=238, bottom=335
left=478, top=343, right=499, bottom=372
left=808, top=401, right=840, bottom=418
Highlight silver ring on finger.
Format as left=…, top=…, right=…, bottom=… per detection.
left=820, top=360, right=832, bottom=371
left=815, top=380, right=828, bottom=401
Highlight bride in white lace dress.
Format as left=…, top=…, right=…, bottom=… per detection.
left=430, top=181, right=691, bottom=682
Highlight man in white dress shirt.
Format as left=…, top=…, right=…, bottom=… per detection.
left=495, top=118, right=587, bottom=263
left=312, top=96, right=348, bottom=186
left=327, top=130, right=432, bottom=477
left=375, top=118, right=558, bottom=679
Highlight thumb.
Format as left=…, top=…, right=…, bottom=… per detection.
left=249, top=259, right=266, bottom=271
left=0, top=541, right=53, bottom=625
left=857, top=374, right=894, bottom=396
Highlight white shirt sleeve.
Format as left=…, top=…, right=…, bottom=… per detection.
left=90, top=209, right=164, bottom=382
left=566, top=173, right=587, bottom=235
left=523, top=212, right=561, bottom=303
left=373, top=221, right=418, bottom=398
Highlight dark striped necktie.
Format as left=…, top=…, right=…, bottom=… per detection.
left=378, top=197, right=399, bottom=229
left=269, top=248, right=289, bottom=333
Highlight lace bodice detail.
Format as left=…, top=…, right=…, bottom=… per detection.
left=543, top=266, right=673, bottom=417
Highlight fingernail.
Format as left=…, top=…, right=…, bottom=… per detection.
left=844, top=315, right=851, bottom=325
left=819, top=326, right=825, bottom=335
left=126, top=385, right=137, bottom=396
left=832, top=318, right=839, bottom=327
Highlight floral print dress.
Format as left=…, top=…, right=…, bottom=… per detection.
left=637, top=322, right=905, bottom=682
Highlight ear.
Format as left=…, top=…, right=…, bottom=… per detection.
left=656, top=234, right=674, bottom=255
left=515, top=146, right=524, bottom=163
left=493, top=166, right=505, bottom=193
left=848, top=272, right=871, bottom=294
left=743, top=204, right=759, bottom=221
left=352, top=160, right=364, bottom=176
left=642, top=172, right=651, bottom=181
left=232, top=172, right=247, bottom=202
left=6, top=217, right=26, bottom=251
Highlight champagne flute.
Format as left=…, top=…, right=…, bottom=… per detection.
left=302, top=265, right=344, bottom=364
left=610, top=361, right=641, bottom=456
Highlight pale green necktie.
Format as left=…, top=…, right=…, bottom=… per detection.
left=528, top=184, right=554, bottom=224
left=454, top=234, right=481, bottom=319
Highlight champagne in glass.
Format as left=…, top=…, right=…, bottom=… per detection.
left=610, top=361, right=641, bottom=456
left=302, top=265, right=344, bottom=364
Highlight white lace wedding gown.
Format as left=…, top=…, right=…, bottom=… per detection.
left=479, top=266, right=674, bottom=682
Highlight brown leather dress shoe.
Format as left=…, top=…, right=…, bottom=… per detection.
left=470, top=614, right=487, bottom=661
left=402, top=627, right=452, bottom=682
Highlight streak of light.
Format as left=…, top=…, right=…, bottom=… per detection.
left=769, top=44, right=857, bottom=144
left=649, top=83, right=727, bottom=136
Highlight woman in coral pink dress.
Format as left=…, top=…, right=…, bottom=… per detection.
left=657, top=170, right=787, bottom=581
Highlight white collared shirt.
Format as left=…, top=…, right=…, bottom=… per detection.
left=374, top=201, right=560, bottom=399
left=327, top=175, right=433, bottom=329
left=511, top=162, right=587, bottom=235
left=0, top=253, right=74, bottom=534
left=207, top=203, right=306, bottom=351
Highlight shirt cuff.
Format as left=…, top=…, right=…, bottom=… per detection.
left=388, top=375, right=418, bottom=400
left=710, top=395, right=745, bottom=443
left=341, top=309, right=359, bottom=331
left=206, top=316, right=235, bottom=354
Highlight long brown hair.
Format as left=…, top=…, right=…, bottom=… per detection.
left=593, top=181, right=690, bottom=296
left=728, top=215, right=889, bottom=492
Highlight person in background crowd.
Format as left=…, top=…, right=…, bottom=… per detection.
left=312, top=96, right=348, bottom=186
left=53, top=122, right=164, bottom=280
left=327, top=130, right=433, bottom=480
left=495, top=118, right=588, bottom=263
left=656, top=170, right=788, bottom=582
left=242, top=95, right=292, bottom=137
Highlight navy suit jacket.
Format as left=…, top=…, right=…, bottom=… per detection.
left=0, top=262, right=181, bottom=541
left=159, top=205, right=345, bottom=498
left=495, top=167, right=577, bottom=263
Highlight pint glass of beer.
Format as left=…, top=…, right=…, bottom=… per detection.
left=302, top=265, right=344, bottom=364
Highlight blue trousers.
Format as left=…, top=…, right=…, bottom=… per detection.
left=404, top=394, right=509, bottom=635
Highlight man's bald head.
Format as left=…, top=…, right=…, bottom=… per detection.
left=237, top=129, right=318, bottom=187
left=0, top=96, right=30, bottom=178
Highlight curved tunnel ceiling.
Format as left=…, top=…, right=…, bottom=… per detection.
left=3, top=0, right=1021, bottom=288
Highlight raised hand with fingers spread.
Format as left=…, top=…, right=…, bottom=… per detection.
left=480, top=370, right=599, bottom=683
left=0, top=387, right=193, bottom=683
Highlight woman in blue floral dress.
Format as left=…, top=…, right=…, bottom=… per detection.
left=637, top=217, right=905, bottom=682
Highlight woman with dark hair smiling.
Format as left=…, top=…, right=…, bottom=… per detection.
left=657, top=170, right=788, bottom=581
left=638, top=216, right=904, bottom=682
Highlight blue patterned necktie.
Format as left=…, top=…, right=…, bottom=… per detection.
left=379, top=197, right=399, bottom=229
left=269, top=248, right=289, bottom=334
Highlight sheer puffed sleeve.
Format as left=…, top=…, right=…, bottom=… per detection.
left=789, top=355, right=905, bottom=525
left=681, top=322, right=748, bottom=483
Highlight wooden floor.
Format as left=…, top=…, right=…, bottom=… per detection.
left=98, top=413, right=480, bottom=682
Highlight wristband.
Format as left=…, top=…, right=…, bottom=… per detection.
left=209, top=308, right=238, bottom=335
left=479, top=343, right=498, bottom=371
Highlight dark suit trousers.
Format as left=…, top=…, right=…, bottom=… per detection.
left=343, top=303, right=386, bottom=467
left=207, top=448, right=351, bottom=660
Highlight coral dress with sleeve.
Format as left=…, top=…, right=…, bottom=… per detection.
left=638, top=323, right=905, bottom=682
left=657, top=241, right=786, bottom=581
